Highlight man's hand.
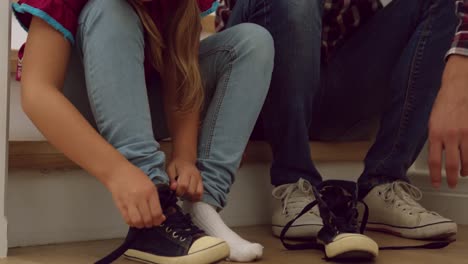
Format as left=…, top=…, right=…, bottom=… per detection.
left=429, top=55, right=468, bottom=189
left=167, top=158, right=204, bottom=201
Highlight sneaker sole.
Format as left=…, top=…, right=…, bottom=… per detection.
left=123, top=241, right=229, bottom=264
left=272, top=224, right=322, bottom=239
left=321, top=234, right=379, bottom=260
left=366, top=221, right=458, bottom=240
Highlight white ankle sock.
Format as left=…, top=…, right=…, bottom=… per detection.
left=184, top=201, right=263, bottom=262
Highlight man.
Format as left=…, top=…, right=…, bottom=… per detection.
left=216, top=0, right=465, bottom=247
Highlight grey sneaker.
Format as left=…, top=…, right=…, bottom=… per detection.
left=271, top=179, right=322, bottom=238
left=363, top=181, right=457, bottom=239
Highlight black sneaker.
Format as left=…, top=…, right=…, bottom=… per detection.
left=314, top=180, right=378, bottom=260
left=95, top=185, right=229, bottom=264
left=280, top=180, right=378, bottom=260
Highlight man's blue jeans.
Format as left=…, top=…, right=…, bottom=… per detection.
left=227, top=0, right=459, bottom=196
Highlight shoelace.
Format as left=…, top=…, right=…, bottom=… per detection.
left=160, top=211, right=204, bottom=241
left=380, top=181, right=439, bottom=217
left=272, top=179, right=319, bottom=216
left=325, top=194, right=362, bottom=234
left=95, top=191, right=203, bottom=264
left=279, top=199, right=369, bottom=251
left=159, top=192, right=204, bottom=239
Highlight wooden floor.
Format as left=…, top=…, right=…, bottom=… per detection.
left=1, top=225, right=466, bottom=264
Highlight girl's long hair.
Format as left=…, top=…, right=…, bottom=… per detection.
left=128, top=0, right=203, bottom=112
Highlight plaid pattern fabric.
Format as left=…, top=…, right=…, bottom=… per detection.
left=215, top=0, right=236, bottom=32
left=322, top=0, right=381, bottom=56
left=216, top=0, right=468, bottom=58
left=448, top=0, right=468, bottom=57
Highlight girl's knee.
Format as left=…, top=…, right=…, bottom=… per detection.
left=233, top=23, right=275, bottom=68
left=78, top=0, right=142, bottom=36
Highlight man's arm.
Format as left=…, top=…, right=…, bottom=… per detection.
left=429, top=1, right=468, bottom=188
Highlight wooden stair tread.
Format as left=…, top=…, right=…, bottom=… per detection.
left=8, top=140, right=371, bottom=170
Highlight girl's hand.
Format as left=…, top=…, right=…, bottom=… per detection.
left=105, top=164, right=166, bottom=228
left=167, top=159, right=204, bottom=201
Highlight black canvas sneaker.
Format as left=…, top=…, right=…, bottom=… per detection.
left=95, top=185, right=229, bottom=264
left=314, top=180, right=378, bottom=260
left=281, top=180, right=378, bottom=260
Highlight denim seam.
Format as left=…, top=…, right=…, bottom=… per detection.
left=198, top=45, right=238, bottom=159
left=368, top=4, right=435, bottom=177
left=262, top=0, right=270, bottom=27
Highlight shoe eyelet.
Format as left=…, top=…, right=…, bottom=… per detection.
left=180, top=237, right=187, bottom=242
left=160, top=224, right=165, bottom=227
left=165, top=227, right=172, bottom=233
left=172, top=232, right=179, bottom=239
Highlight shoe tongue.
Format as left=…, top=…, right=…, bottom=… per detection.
left=155, top=184, right=180, bottom=214
left=290, top=187, right=311, bottom=199
left=165, top=206, right=178, bottom=216
left=315, top=180, right=358, bottom=217
left=147, top=185, right=206, bottom=241
left=316, top=180, right=357, bottom=199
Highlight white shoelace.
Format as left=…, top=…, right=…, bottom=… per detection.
left=272, top=179, right=319, bottom=216
left=380, top=181, right=440, bottom=217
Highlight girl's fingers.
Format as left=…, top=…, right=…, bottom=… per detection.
left=186, top=173, right=198, bottom=199
left=116, top=201, right=131, bottom=226
left=137, top=200, right=154, bottom=228
left=167, top=164, right=178, bottom=191
left=148, top=191, right=165, bottom=226
left=195, top=181, right=204, bottom=201
left=176, top=172, right=190, bottom=197
left=128, top=204, right=144, bottom=228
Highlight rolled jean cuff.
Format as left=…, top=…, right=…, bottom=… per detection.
left=202, top=192, right=224, bottom=211
left=150, top=169, right=170, bottom=186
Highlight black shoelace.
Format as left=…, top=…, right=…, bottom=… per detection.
left=160, top=210, right=205, bottom=241
left=324, top=193, right=365, bottom=234
left=95, top=191, right=203, bottom=264
left=280, top=199, right=455, bottom=253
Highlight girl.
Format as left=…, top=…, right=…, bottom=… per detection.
left=12, top=0, right=273, bottom=263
